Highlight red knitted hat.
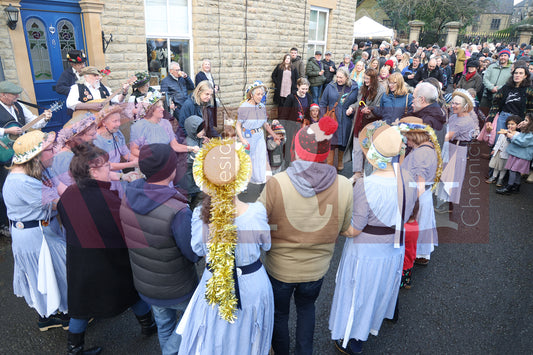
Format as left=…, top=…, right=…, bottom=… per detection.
left=294, top=116, right=338, bottom=162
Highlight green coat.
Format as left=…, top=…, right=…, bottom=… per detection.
left=306, top=57, right=326, bottom=87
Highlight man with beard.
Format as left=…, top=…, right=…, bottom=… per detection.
left=413, top=58, right=445, bottom=87
left=480, top=49, right=512, bottom=115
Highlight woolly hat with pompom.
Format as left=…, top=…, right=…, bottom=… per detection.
left=293, top=116, right=338, bottom=162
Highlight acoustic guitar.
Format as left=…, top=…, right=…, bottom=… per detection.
left=0, top=101, right=63, bottom=164
left=72, top=76, right=137, bottom=120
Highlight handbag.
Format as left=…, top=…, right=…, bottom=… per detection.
left=325, top=88, right=346, bottom=122
left=477, top=112, right=499, bottom=146
left=325, top=102, right=338, bottom=122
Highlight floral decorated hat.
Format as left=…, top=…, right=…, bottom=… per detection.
left=13, top=130, right=55, bottom=164
left=132, top=71, right=150, bottom=89
left=359, top=120, right=405, bottom=170
left=135, top=90, right=163, bottom=120
left=56, top=112, right=96, bottom=149
left=397, top=116, right=443, bottom=187
left=244, top=80, right=267, bottom=104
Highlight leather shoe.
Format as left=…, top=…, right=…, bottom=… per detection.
left=334, top=339, right=363, bottom=355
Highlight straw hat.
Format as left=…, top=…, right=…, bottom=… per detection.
left=193, top=138, right=251, bottom=192
left=56, top=112, right=96, bottom=149
left=451, top=89, right=474, bottom=109
left=12, top=130, right=56, bottom=164
left=359, top=121, right=405, bottom=169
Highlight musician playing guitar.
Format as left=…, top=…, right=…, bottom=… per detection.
left=0, top=81, right=52, bottom=138
left=0, top=80, right=53, bottom=234
left=66, top=66, right=131, bottom=112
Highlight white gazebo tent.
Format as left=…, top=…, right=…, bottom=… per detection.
left=353, top=16, right=394, bottom=43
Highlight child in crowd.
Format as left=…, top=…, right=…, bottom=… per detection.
left=308, top=103, right=320, bottom=125
left=184, top=115, right=207, bottom=208
left=486, top=115, right=518, bottom=187
left=266, top=120, right=286, bottom=174
left=402, top=202, right=419, bottom=289
left=496, top=114, right=533, bottom=194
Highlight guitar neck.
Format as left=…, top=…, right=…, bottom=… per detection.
left=20, top=112, right=48, bottom=131
left=100, top=76, right=136, bottom=107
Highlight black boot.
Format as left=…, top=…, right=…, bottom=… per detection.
left=496, top=185, right=513, bottom=195
left=67, top=331, right=102, bottom=355
left=511, top=184, right=520, bottom=193
left=135, top=311, right=157, bottom=336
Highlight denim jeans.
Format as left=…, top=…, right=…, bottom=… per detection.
left=310, top=85, right=322, bottom=104
left=151, top=301, right=189, bottom=355
left=269, top=275, right=324, bottom=355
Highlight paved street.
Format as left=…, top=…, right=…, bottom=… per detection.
left=1, top=150, right=532, bottom=354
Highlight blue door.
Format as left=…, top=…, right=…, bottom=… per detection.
left=20, top=1, right=84, bottom=131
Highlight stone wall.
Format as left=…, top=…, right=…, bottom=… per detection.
left=100, top=0, right=147, bottom=91
left=192, top=0, right=357, bottom=118
left=0, top=25, right=18, bottom=83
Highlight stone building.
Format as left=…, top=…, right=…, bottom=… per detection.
left=1, top=0, right=357, bottom=128
left=466, top=0, right=514, bottom=34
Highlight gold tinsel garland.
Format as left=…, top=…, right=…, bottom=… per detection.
left=192, top=138, right=251, bottom=323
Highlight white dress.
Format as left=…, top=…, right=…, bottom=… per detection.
left=177, top=202, right=274, bottom=355
left=329, top=173, right=416, bottom=343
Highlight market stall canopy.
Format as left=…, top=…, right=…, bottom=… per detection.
left=353, top=16, right=394, bottom=39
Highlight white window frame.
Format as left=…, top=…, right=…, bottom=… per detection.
left=307, top=6, right=329, bottom=57
left=144, top=0, right=194, bottom=77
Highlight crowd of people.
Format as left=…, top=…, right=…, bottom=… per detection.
left=0, top=37, right=532, bottom=355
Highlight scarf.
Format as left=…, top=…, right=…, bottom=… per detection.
left=465, top=70, right=476, bottom=82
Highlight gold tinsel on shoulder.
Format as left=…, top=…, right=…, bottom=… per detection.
left=192, top=138, right=251, bottom=323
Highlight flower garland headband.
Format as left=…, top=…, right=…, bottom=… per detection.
left=192, top=138, right=251, bottom=323
left=397, top=121, right=443, bottom=189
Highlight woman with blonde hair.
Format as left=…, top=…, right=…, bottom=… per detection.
left=179, top=81, right=219, bottom=138
left=362, top=72, right=413, bottom=124
left=368, top=58, right=379, bottom=71
left=398, top=52, right=411, bottom=72
left=350, top=61, right=366, bottom=88
left=370, top=49, right=379, bottom=62
left=194, top=58, right=219, bottom=93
